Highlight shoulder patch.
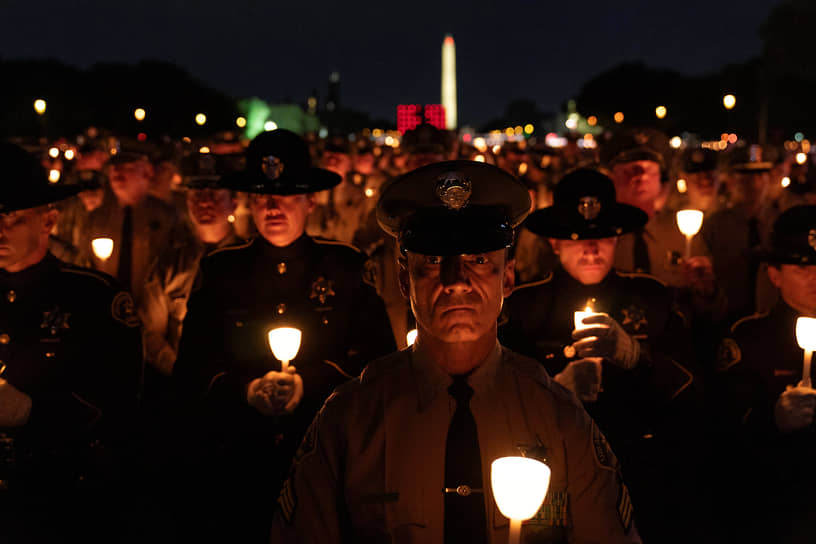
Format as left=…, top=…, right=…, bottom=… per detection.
left=617, top=476, right=634, bottom=533
left=716, top=338, right=742, bottom=372
left=277, top=410, right=321, bottom=524
left=362, top=257, right=378, bottom=288
left=730, top=312, right=768, bottom=334
left=525, top=490, right=568, bottom=528
left=592, top=422, right=619, bottom=471
left=111, top=291, right=140, bottom=327
left=313, top=237, right=362, bottom=253
left=511, top=271, right=553, bottom=294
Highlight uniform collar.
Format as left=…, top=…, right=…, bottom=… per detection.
left=0, top=252, right=59, bottom=290
left=256, top=233, right=313, bottom=261
left=411, top=339, right=502, bottom=411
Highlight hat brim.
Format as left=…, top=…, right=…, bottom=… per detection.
left=524, top=203, right=647, bottom=240
left=223, top=167, right=341, bottom=195
left=0, top=184, right=82, bottom=214
left=754, top=249, right=816, bottom=265
left=400, top=206, right=515, bottom=256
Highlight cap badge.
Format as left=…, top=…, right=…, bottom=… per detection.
left=435, top=171, right=472, bottom=210
left=634, top=133, right=650, bottom=146
left=262, top=155, right=285, bottom=180
left=79, top=170, right=95, bottom=181
left=808, top=229, right=816, bottom=251
left=578, top=196, right=601, bottom=220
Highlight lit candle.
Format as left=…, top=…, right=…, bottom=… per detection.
left=406, top=328, right=418, bottom=346
left=91, top=237, right=114, bottom=261
left=574, top=298, right=600, bottom=331
left=676, top=209, right=704, bottom=260
left=267, top=327, right=302, bottom=371
left=796, top=317, right=816, bottom=387
left=491, top=456, right=551, bottom=544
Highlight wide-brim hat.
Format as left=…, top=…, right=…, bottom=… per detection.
left=525, top=168, right=647, bottom=240
left=180, top=151, right=243, bottom=190
left=755, top=205, right=816, bottom=264
left=681, top=148, right=719, bottom=174
left=68, top=169, right=106, bottom=190
left=0, top=142, right=80, bottom=213
left=600, top=127, right=670, bottom=170
left=377, top=160, right=531, bottom=255
left=225, top=129, right=341, bottom=195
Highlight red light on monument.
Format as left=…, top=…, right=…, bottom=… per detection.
left=397, top=104, right=447, bottom=134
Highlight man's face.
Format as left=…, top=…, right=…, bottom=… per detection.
left=400, top=249, right=514, bottom=344
left=686, top=170, right=718, bottom=211
left=108, top=160, right=152, bottom=206
left=610, top=160, right=662, bottom=213
left=353, top=153, right=375, bottom=175
left=249, top=193, right=315, bottom=247
left=78, top=188, right=104, bottom=212
left=405, top=153, right=445, bottom=172
left=0, top=206, right=56, bottom=272
left=768, top=264, right=816, bottom=314
left=186, top=188, right=235, bottom=228
left=728, top=171, right=769, bottom=207
left=153, top=160, right=180, bottom=192
left=551, top=237, right=617, bottom=285
left=322, top=151, right=352, bottom=178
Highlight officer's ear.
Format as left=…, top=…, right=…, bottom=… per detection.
left=397, top=247, right=410, bottom=299
left=503, top=255, right=515, bottom=298
left=40, top=205, right=58, bottom=235
left=767, top=264, right=783, bottom=289
left=305, top=193, right=317, bottom=215
left=548, top=238, right=560, bottom=254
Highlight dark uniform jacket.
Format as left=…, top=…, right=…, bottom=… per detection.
left=0, top=253, right=142, bottom=541
left=172, top=234, right=396, bottom=541
left=715, top=300, right=816, bottom=542
left=271, top=345, right=640, bottom=543
left=498, top=268, right=705, bottom=543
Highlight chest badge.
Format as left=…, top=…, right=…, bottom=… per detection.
left=41, top=307, right=71, bottom=335
left=310, top=276, right=336, bottom=305
left=620, top=305, right=648, bottom=333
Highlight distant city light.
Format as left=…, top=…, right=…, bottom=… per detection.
left=48, top=169, right=61, bottom=183
left=781, top=177, right=791, bottom=188
left=264, top=121, right=278, bottom=131
left=473, top=137, right=487, bottom=152
left=48, top=147, right=59, bottom=158
left=505, top=127, right=515, bottom=137
left=587, top=116, right=597, bottom=126
left=524, top=124, right=534, bottom=135
left=474, top=154, right=486, bottom=163
left=236, top=116, right=247, bottom=128
left=565, top=118, right=578, bottom=130
left=676, top=178, right=687, bottom=193
left=655, top=106, right=667, bottom=119
left=614, top=111, right=624, bottom=123
left=492, top=145, right=501, bottom=154
left=134, top=108, right=146, bottom=121
left=670, top=136, right=682, bottom=149
left=199, top=146, right=211, bottom=154
left=728, top=133, right=738, bottom=144
left=195, top=113, right=207, bottom=126
left=34, top=99, right=47, bottom=115
left=514, top=126, right=523, bottom=135
left=723, top=94, right=736, bottom=110
left=795, top=132, right=805, bottom=142
left=796, top=152, right=808, bottom=165
left=64, top=149, right=75, bottom=160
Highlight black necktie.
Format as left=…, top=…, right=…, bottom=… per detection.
left=118, top=206, right=133, bottom=291
left=633, top=227, right=651, bottom=273
left=444, top=375, right=487, bottom=544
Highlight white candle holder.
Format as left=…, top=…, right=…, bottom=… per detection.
left=406, top=328, right=418, bottom=346
left=676, top=209, right=704, bottom=260
left=491, top=456, right=551, bottom=544
left=796, top=317, right=816, bottom=387
left=91, top=237, right=114, bottom=261
left=267, top=327, right=302, bottom=371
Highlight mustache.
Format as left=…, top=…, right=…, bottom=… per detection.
left=577, top=256, right=606, bottom=266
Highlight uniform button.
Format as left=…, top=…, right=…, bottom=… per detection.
left=6, top=291, right=15, bottom=303
left=276, top=303, right=287, bottom=315
left=277, top=262, right=287, bottom=275
left=0, top=362, right=5, bottom=375
left=322, top=316, right=329, bottom=325
left=45, top=352, right=56, bottom=358
left=0, top=334, right=8, bottom=345
left=235, top=321, right=244, bottom=328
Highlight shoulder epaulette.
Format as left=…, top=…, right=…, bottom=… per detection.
left=206, top=237, right=254, bottom=258
left=616, top=270, right=667, bottom=287
left=313, top=237, right=362, bottom=253
left=58, top=264, right=112, bottom=287
left=511, top=271, right=553, bottom=294
left=730, top=312, right=768, bottom=334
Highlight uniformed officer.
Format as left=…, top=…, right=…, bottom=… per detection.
left=714, top=205, right=816, bottom=543
left=172, top=129, right=396, bottom=543
left=271, top=161, right=640, bottom=543
left=0, top=143, right=143, bottom=543
left=498, top=169, right=705, bottom=543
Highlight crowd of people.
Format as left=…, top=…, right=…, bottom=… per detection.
left=0, top=119, right=815, bottom=543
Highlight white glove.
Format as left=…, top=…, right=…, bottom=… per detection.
left=554, top=357, right=603, bottom=402
left=0, top=378, right=32, bottom=427
left=774, top=384, right=816, bottom=433
left=246, top=366, right=304, bottom=417
left=572, top=313, right=640, bottom=369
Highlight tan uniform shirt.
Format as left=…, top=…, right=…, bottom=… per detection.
left=271, top=344, right=639, bottom=543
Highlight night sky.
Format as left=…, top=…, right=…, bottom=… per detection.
left=1, top=0, right=781, bottom=126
